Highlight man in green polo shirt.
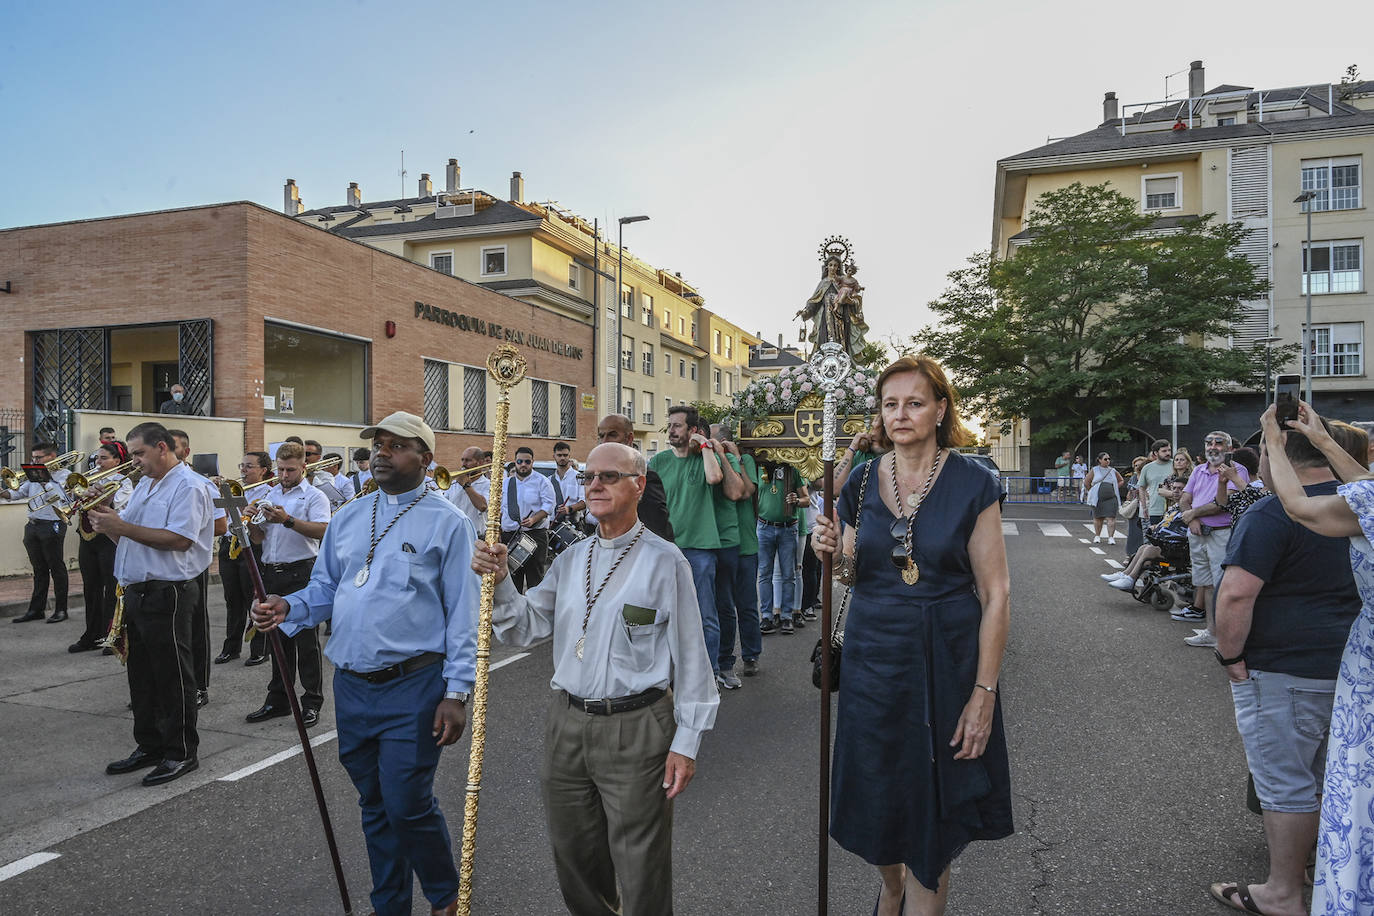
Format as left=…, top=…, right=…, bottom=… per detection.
left=713, top=426, right=760, bottom=687
left=756, top=459, right=809, bottom=635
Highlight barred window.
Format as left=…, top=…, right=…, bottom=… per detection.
left=463, top=366, right=487, bottom=431
left=559, top=385, right=576, bottom=439
left=423, top=359, right=449, bottom=430
left=531, top=380, right=549, bottom=437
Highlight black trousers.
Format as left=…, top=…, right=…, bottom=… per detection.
left=219, top=549, right=265, bottom=658
left=801, top=532, right=822, bottom=611
left=125, top=578, right=199, bottom=761
left=22, top=519, right=68, bottom=616
left=262, top=561, right=323, bottom=712
left=77, top=533, right=117, bottom=646
left=191, top=569, right=210, bottom=691
left=502, top=527, right=549, bottom=593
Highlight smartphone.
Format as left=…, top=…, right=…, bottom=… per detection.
left=1223, top=451, right=1234, bottom=466
left=1274, top=374, right=1301, bottom=424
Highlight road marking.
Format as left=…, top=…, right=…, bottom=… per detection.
left=1078, top=538, right=1091, bottom=544
left=219, top=730, right=338, bottom=783
left=1038, top=523, right=1070, bottom=537
left=1089, top=547, right=1105, bottom=555
left=0, top=852, right=60, bottom=883
left=489, top=652, right=529, bottom=671
left=1001, top=522, right=1019, bottom=536
left=1105, top=559, right=1123, bottom=569
left=1082, top=523, right=1097, bottom=531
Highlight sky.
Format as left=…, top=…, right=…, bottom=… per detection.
left=2, top=0, right=1371, bottom=353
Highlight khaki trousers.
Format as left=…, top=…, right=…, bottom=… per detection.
left=542, top=690, right=676, bottom=916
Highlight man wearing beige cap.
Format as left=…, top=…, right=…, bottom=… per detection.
left=253, top=411, right=478, bottom=916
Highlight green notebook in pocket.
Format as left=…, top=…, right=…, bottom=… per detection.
left=621, top=604, right=657, bottom=626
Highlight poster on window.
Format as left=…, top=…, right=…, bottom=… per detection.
left=279, top=386, right=295, bottom=415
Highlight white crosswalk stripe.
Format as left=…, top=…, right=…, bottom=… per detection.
left=1001, top=522, right=1019, bottom=536
left=1038, top=523, right=1071, bottom=537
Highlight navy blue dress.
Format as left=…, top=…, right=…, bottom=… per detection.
left=831, top=451, right=1013, bottom=891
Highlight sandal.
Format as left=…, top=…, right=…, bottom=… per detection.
left=1208, top=882, right=1267, bottom=914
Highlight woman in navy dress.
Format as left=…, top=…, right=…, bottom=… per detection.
left=813, top=355, right=1013, bottom=915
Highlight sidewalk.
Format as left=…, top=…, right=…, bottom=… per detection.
left=1, top=561, right=222, bottom=615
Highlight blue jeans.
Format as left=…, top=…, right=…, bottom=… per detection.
left=717, top=548, right=762, bottom=670
left=756, top=522, right=797, bottom=615
left=679, top=547, right=720, bottom=675
left=335, top=663, right=459, bottom=916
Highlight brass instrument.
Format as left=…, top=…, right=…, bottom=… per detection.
left=249, top=500, right=279, bottom=525
left=102, top=585, right=128, bottom=664
left=1, top=467, right=21, bottom=490
left=58, top=468, right=142, bottom=539
left=432, top=465, right=452, bottom=490
left=65, top=459, right=136, bottom=495
left=225, top=475, right=278, bottom=498
left=44, top=450, right=86, bottom=472
left=332, top=477, right=378, bottom=511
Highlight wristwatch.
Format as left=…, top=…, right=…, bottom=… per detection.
left=444, top=691, right=470, bottom=704
left=1213, top=648, right=1245, bottom=667
left=283, top=517, right=296, bottom=529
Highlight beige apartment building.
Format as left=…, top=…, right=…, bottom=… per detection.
left=992, top=60, right=1374, bottom=468
left=287, top=163, right=758, bottom=453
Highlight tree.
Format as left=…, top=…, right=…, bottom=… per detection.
left=916, top=182, right=1285, bottom=444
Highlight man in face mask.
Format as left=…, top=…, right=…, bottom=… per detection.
left=159, top=384, right=198, bottom=416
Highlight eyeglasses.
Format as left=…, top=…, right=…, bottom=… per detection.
left=577, top=471, right=640, bottom=486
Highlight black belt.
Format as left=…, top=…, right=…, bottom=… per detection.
left=263, top=558, right=314, bottom=575
left=1199, top=523, right=1231, bottom=534
left=341, top=651, right=444, bottom=685
left=565, top=687, right=665, bottom=716
left=124, top=578, right=195, bottom=596
left=758, top=518, right=797, bottom=528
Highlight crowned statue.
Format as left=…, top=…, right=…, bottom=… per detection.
left=797, top=236, right=870, bottom=359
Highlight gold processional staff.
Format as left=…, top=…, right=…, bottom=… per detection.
left=457, top=344, right=526, bottom=915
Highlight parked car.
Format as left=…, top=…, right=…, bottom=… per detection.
left=962, top=453, right=1007, bottom=507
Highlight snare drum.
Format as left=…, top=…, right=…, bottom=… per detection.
left=506, top=532, right=540, bottom=575
left=549, top=520, right=586, bottom=556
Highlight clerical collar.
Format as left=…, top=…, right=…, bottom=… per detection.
left=384, top=481, right=428, bottom=505
left=597, top=522, right=643, bottom=548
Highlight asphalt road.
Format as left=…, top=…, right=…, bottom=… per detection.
left=0, top=505, right=1267, bottom=915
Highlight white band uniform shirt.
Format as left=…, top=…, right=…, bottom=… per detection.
left=444, top=474, right=491, bottom=534
left=260, top=480, right=331, bottom=563
left=499, top=472, right=556, bottom=533
left=554, top=466, right=583, bottom=513
left=331, top=472, right=356, bottom=502
left=280, top=483, right=478, bottom=694
left=189, top=471, right=229, bottom=526
left=114, top=463, right=215, bottom=585
left=491, top=522, right=718, bottom=758
left=2, top=469, right=72, bottom=522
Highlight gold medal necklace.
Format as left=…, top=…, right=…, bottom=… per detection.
left=891, top=449, right=943, bottom=585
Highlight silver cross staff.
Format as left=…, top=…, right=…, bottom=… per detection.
left=215, top=485, right=253, bottom=545
left=808, top=340, right=851, bottom=916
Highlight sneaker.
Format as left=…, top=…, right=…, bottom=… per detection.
left=741, top=659, right=759, bottom=677
left=802, top=607, right=818, bottom=622
left=780, top=617, right=794, bottom=635
left=760, top=616, right=779, bottom=635
left=1107, top=537, right=1116, bottom=545
left=1184, top=630, right=1217, bottom=648
left=1100, top=572, right=1121, bottom=580
left=1092, top=535, right=1101, bottom=544
left=791, top=613, right=807, bottom=630
left=1109, top=577, right=1136, bottom=591
left=1170, top=606, right=1206, bottom=621
left=716, top=670, right=742, bottom=690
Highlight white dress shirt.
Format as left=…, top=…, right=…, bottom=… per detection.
left=114, top=463, right=214, bottom=585
left=259, top=480, right=331, bottom=564
left=491, top=523, right=718, bottom=758
left=499, top=471, right=557, bottom=533
left=2, top=469, right=71, bottom=522
left=553, top=466, right=584, bottom=516
left=332, top=473, right=356, bottom=502
left=445, top=474, right=491, bottom=534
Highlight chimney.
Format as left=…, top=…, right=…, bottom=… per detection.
left=418, top=173, right=432, bottom=198
left=1188, top=60, right=1205, bottom=99
left=446, top=158, right=460, bottom=193
left=347, top=182, right=362, bottom=208
left=510, top=171, right=525, bottom=203
left=283, top=178, right=302, bottom=215
left=1103, top=91, right=1118, bottom=123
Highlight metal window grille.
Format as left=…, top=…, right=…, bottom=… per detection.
left=178, top=319, right=214, bottom=416
left=463, top=366, right=486, bottom=431
left=531, top=380, right=549, bottom=437
left=423, top=359, right=449, bottom=430
left=31, top=327, right=108, bottom=450
left=559, top=385, right=576, bottom=439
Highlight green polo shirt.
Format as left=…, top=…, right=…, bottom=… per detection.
left=648, top=448, right=722, bottom=550
left=757, top=465, right=801, bottom=523
left=735, top=454, right=759, bottom=557
left=713, top=452, right=741, bottom=549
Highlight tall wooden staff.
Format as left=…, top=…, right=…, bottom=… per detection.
left=810, top=341, right=852, bottom=916
left=214, top=483, right=353, bottom=915
left=457, top=344, right=527, bottom=915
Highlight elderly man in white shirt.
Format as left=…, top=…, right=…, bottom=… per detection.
left=472, top=442, right=717, bottom=916
left=90, top=421, right=215, bottom=787
left=500, top=445, right=557, bottom=592
left=445, top=446, right=491, bottom=535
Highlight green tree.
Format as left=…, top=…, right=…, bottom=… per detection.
left=916, top=182, right=1284, bottom=444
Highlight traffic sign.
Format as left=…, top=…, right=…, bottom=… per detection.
left=1159, top=399, right=1189, bottom=426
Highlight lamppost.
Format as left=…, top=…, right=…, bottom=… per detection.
left=1255, top=335, right=1282, bottom=403
left=616, top=215, right=650, bottom=420
left=1294, top=190, right=1317, bottom=404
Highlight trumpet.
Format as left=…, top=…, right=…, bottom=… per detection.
left=225, top=475, right=279, bottom=498
left=58, top=468, right=143, bottom=536
left=65, top=459, right=136, bottom=495
left=432, top=465, right=453, bottom=490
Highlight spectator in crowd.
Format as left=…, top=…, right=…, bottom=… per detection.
left=159, top=383, right=198, bottom=415
left=1207, top=421, right=1360, bottom=916
left=1071, top=455, right=1087, bottom=498
left=1123, top=455, right=1149, bottom=560
left=1175, top=432, right=1248, bottom=639
left=1137, top=440, right=1174, bottom=529
left=1081, top=452, right=1124, bottom=545
left=1055, top=450, right=1072, bottom=502
left=1173, top=448, right=1193, bottom=475
left=1103, top=474, right=1188, bottom=591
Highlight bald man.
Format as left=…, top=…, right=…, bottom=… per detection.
left=591, top=415, right=673, bottom=542
left=445, top=447, right=490, bottom=534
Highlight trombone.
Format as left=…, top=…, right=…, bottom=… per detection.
left=333, top=477, right=378, bottom=511
left=0, top=467, right=21, bottom=490
left=65, top=459, right=136, bottom=495
left=1, top=451, right=85, bottom=491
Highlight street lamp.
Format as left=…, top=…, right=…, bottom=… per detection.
left=1255, top=335, right=1282, bottom=403
left=616, top=215, right=650, bottom=420
left=1294, top=190, right=1318, bottom=404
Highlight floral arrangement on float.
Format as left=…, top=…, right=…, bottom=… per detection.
left=731, top=363, right=878, bottom=424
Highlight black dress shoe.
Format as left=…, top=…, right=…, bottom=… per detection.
left=245, top=702, right=289, bottom=723
left=213, top=651, right=240, bottom=664
left=69, top=640, right=100, bottom=653
left=102, top=647, right=114, bottom=656
left=302, top=709, right=320, bottom=728
left=12, top=611, right=44, bottom=623
left=243, top=654, right=268, bottom=667
left=196, top=690, right=208, bottom=708
left=106, top=748, right=161, bottom=775
left=46, top=610, right=68, bottom=623
left=142, top=757, right=198, bottom=787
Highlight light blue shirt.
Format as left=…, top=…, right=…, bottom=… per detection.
left=281, top=481, right=478, bottom=693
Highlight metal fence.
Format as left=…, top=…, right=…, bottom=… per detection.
left=1003, top=476, right=1085, bottom=505
left=0, top=408, right=27, bottom=467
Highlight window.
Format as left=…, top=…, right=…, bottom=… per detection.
left=641, top=391, right=654, bottom=426
left=1305, top=323, right=1364, bottom=377
left=605, top=307, right=617, bottom=369
left=480, top=246, right=507, bottom=276
left=713, top=368, right=722, bottom=394
left=665, top=397, right=672, bottom=422
left=724, top=336, right=733, bottom=359
left=679, top=358, right=686, bottom=378
left=713, top=330, right=721, bottom=354
left=423, top=359, right=449, bottom=430
left=430, top=252, right=453, bottom=276
left=1301, top=157, right=1362, bottom=212
left=662, top=309, right=671, bottom=328
left=621, top=334, right=634, bottom=371
left=678, top=316, right=686, bottom=335
left=724, top=373, right=732, bottom=395
left=641, top=343, right=654, bottom=376
left=1302, top=240, right=1363, bottom=294
left=264, top=322, right=367, bottom=424
left=1217, top=116, right=1235, bottom=126
left=559, top=385, right=576, bottom=438
left=620, top=284, right=633, bottom=319
left=1141, top=173, right=1181, bottom=211
left=690, top=320, right=697, bottom=339
left=568, top=263, right=580, bottom=290
left=690, top=361, right=697, bottom=381
left=463, top=366, right=487, bottom=431
left=623, top=387, right=635, bottom=420
left=642, top=293, right=654, bottom=326
left=531, top=379, right=549, bottom=437
left=663, top=352, right=671, bottom=374
left=648, top=439, right=659, bottom=456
